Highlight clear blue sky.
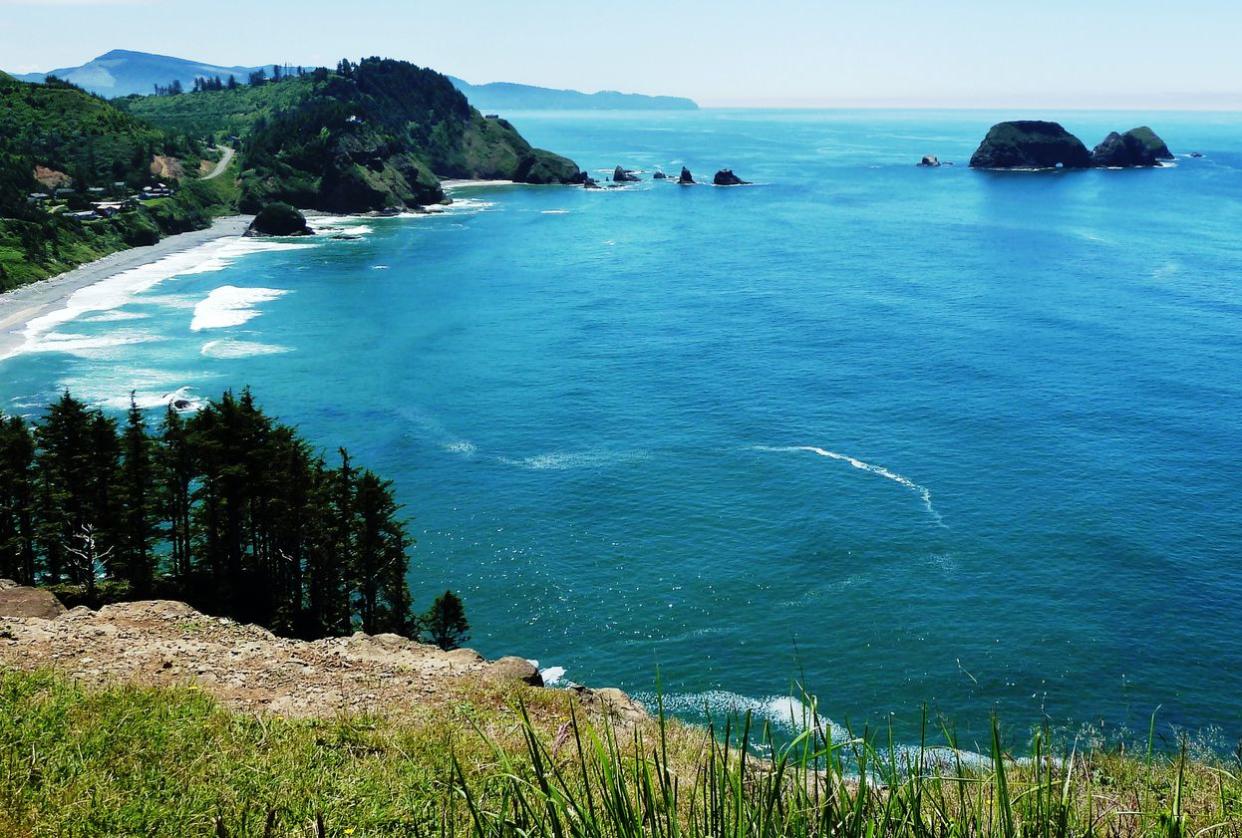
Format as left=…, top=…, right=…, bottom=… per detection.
left=1, top=0, right=1239, bottom=108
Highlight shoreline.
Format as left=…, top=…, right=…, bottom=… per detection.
left=0, top=215, right=252, bottom=360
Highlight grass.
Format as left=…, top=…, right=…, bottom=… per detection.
left=0, top=668, right=1238, bottom=837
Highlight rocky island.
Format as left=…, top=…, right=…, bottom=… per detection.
left=970, top=120, right=1175, bottom=171
left=1090, top=126, right=1175, bottom=167
left=969, top=121, right=1092, bottom=169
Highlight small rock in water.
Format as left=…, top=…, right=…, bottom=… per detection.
left=678, top=166, right=695, bottom=184
left=652, top=170, right=667, bottom=179
left=918, top=155, right=941, bottom=167
left=713, top=168, right=751, bottom=185
left=612, top=165, right=640, bottom=183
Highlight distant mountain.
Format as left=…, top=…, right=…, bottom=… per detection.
left=447, top=77, right=698, bottom=111
left=9, top=50, right=698, bottom=110
left=13, top=50, right=263, bottom=98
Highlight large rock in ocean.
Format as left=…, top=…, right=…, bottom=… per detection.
left=969, top=121, right=1092, bottom=170
left=1090, top=127, right=1174, bottom=167
left=678, top=166, right=695, bottom=184
left=246, top=202, right=313, bottom=237
left=613, top=165, right=640, bottom=183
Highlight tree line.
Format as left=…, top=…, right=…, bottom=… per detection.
left=0, top=390, right=469, bottom=648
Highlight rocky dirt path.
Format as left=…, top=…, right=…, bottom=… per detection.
left=0, top=582, right=644, bottom=721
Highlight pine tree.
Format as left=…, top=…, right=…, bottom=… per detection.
left=118, top=395, right=155, bottom=594
left=0, top=414, right=37, bottom=584
left=423, top=590, right=469, bottom=650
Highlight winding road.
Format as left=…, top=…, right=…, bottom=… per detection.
left=202, top=146, right=235, bottom=181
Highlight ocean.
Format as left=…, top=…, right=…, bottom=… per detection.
left=2, top=109, right=1241, bottom=746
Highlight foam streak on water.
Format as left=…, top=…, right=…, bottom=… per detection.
left=754, top=445, right=945, bottom=526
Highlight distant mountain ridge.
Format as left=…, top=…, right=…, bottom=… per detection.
left=14, top=50, right=262, bottom=98
left=11, top=50, right=698, bottom=109
left=447, top=77, right=697, bottom=111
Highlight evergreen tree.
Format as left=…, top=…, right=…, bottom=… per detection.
left=423, top=590, right=469, bottom=650
left=118, top=396, right=155, bottom=594
left=0, top=414, right=37, bottom=584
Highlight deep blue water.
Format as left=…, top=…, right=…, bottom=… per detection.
left=3, top=109, right=1242, bottom=746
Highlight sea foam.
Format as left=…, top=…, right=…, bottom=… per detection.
left=754, top=445, right=945, bottom=526
left=190, top=286, right=289, bottom=331
left=3, top=237, right=313, bottom=360
left=200, top=339, right=291, bottom=359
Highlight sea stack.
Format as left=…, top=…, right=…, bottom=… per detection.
left=712, top=169, right=750, bottom=185
left=1090, top=127, right=1174, bottom=167
left=678, top=166, right=695, bottom=184
left=918, top=155, right=941, bottom=167
left=653, top=170, right=667, bottom=180
left=968, top=121, right=1092, bottom=170
left=613, top=165, right=640, bottom=183
left=245, top=202, right=314, bottom=237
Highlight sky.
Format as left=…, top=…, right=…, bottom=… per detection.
left=1, top=0, right=1239, bottom=108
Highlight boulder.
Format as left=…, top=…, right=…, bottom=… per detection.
left=572, top=685, right=648, bottom=723
left=652, top=170, right=667, bottom=180
left=918, top=155, right=941, bottom=167
left=246, top=202, right=314, bottom=237
left=968, top=121, right=1092, bottom=170
left=612, top=165, right=640, bottom=183
left=1090, top=126, right=1174, bottom=167
left=0, top=584, right=66, bottom=620
left=485, top=656, right=544, bottom=686
left=1188, top=151, right=1204, bottom=158
left=678, top=166, right=695, bottom=184
left=712, top=169, right=750, bottom=185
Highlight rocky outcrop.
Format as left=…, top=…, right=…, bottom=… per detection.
left=652, top=170, right=667, bottom=180
left=486, top=656, right=544, bottom=687
left=918, top=155, right=941, bottom=167
left=713, top=169, right=750, bottom=185
left=1090, top=126, right=1174, bottom=167
left=246, top=202, right=314, bottom=237
left=0, top=580, right=66, bottom=620
left=0, top=588, right=645, bottom=724
left=613, top=165, right=640, bottom=183
left=969, top=121, right=1092, bottom=169
left=678, top=166, right=695, bottom=184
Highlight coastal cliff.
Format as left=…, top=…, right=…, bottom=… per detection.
left=0, top=581, right=646, bottom=722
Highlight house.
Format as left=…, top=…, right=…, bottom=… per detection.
left=66, top=210, right=99, bottom=221
left=26, top=192, right=50, bottom=205
left=54, top=187, right=76, bottom=199
left=92, top=201, right=127, bottom=218
left=87, top=186, right=106, bottom=195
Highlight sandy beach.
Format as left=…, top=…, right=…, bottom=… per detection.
left=0, top=215, right=251, bottom=359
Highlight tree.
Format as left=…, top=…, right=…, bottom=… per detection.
left=0, top=414, right=37, bottom=584
left=423, top=590, right=469, bottom=650
left=117, top=395, right=155, bottom=594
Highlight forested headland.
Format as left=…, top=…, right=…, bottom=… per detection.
left=0, top=390, right=467, bottom=647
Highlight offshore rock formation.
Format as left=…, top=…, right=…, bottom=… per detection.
left=918, top=155, right=941, bottom=167
left=652, top=170, right=667, bottom=179
left=245, top=202, right=314, bottom=237
left=678, top=166, right=695, bottom=184
left=613, top=166, right=640, bottom=183
left=1090, top=127, right=1175, bottom=167
left=713, top=169, right=750, bottom=185
left=969, top=121, right=1092, bottom=169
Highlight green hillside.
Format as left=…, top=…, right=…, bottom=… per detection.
left=123, top=58, right=585, bottom=213
left=0, top=73, right=225, bottom=289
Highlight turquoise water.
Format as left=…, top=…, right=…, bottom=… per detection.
left=3, top=110, right=1242, bottom=745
